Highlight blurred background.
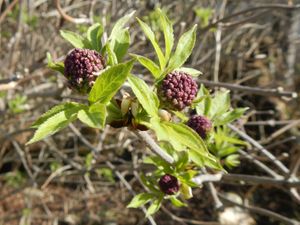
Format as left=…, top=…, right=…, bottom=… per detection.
left=0, top=0, right=300, bottom=224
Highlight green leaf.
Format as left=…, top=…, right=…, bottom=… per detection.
left=170, top=196, right=187, bottom=207
left=165, top=122, right=209, bottom=155
left=60, top=30, right=85, bottom=48
left=131, top=54, right=161, bottom=79
left=31, top=102, right=81, bottom=128
left=87, top=23, right=103, bottom=51
left=128, top=74, right=159, bottom=117
left=167, top=24, right=197, bottom=73
left=214, top=107, right=248, bottom=126
left=106, top=100, right=123, bottom=124
left=146, top=198, right=162, bottom=216
left=195, top=84, right=211, bottom=116
left=157, top=8, right=174, bottom=61
left=209, top=90, right=230, bottom=119
left=27, top=105, right=82, bottom=144
left=180, top=183, right=193, bottom=199
left=225, top=154, right=240, bottom=168
left=110, top=11, right=135, bottom=40
left=78, top=102, right=107, bottom=129
left=103, top=43, right=118, bottom=66
left=189, top=149, right=222, bottom=170
left=89, top=60, right=134, bottom=104
left=175, top=151, right=189, bottom=171
left=143, top=156, right=172, bottom=173
left=137, top=18, right=166, bottom=69
left=127, top=193, right=154, bottom=208
left=47, top=52, right=64, bottom=74
left=177, top=67, right=202, bottom=76
left=112, top=28, right=130, bottom=62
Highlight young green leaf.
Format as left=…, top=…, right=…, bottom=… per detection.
left=195, top=84, right=211, bottom=116
left=128, top=74, right=159, bottom=117
left=110, top=11, right=135, bottom=40
left=60, top=30, right=85, bottom=48
left=170, top=196, right=187, bottom=207
left=127, top=193, right=154, bottom=208
left=146, top=198, right=162, bottom=217
left=31, top=102, right=82, bottom=128
left=165, top=122, right=209, bottom=155
left=175, top=151, right=189, bottom=171
left=166, top=24, right=197, bottom=73
left=209, top=90, right=230, bottom=119
left=27, top=105, right=82, bottom=144
left=89, top=60, right=134, bottom=104
left=157, top=8, right=174, bottom=61
left=78, top=102, right=107, bottom=129
left=137, top=18, right=166, bottom=69
left=189, top=149, right=222, bottom=170
left=87, top=23, right=103, bottom=51
left=47, top=52, right=64, bottom=74
left=130, top=54, right=161, bottom=78
left=177, top=67, right=202, bottom=77
left=103, top=43, right=118, bottom=66
left=214, top=107, right=248, bottom=126
left=112, top=28, right=130, bottom=62
left=180, top=183, right=193, bottom=199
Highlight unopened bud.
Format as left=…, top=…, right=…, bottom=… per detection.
left=158, top=109, right=171, bottom=121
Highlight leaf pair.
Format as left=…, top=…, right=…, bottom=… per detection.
left=135, top=9, right=199, bottom=80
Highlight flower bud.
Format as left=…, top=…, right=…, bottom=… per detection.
left=158, top=71, right=198, bottom=110
left=64, top=48, right=106, bottom=93
left=158, top=174, right=179, bottom=195
left=158, top=109, right=171, bottom=121
left=187, top=115, right=212, bottom=139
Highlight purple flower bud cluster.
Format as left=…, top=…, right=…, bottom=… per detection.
left=158, top=71, right=198, bottom=110
left=187, top=115, right=212, bottom=139
left=64, top=48, right=106, bottom=93
left=158, top=174, right=179, bottom=195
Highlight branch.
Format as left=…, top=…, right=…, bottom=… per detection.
left=198, top=80, right=297, bottom=99
left=228, top=124, right=290, bottom=175
left=54, top=0, right=91, bottom=24
left=134, top=130, right=175, bottom=164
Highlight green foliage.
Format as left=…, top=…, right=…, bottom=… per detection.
left=8, top=94, right=27, bottom=114
left=60, top=30, right=86, bottom=48
left=27, top=103, right=83, bottom=144
left=128, top=75, right=159, bottom=117
left=127, top=193, right=155, bottom=208
left=194, top=7, right=213, bottom=27
left=87, top=23, right=103, bottom=51
left=78, top=102, right=107, bottom=129
left=96, top=168, right=115, bottom=183
left=196, top=85, right=248, bottom=125
left=88, top=60, right=134, bottom=104
left=166, top=24, right=197, bottom=75
left=4, top=171, right=25, bottom=188
left=47, top=53, right=64, bottom=74
left=209, top=126, right=248, bottom=168
left=137, top=18, right=166, bottom=69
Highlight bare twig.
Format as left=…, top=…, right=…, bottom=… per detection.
left=134, top=130, right=175, bottom=164
left=229, top=124, right=290, bottom=175
left=54, top=0, right=91, bottom=24
left=0, top=0, right=18, bottom=24
left=202, top=4, right=300, bottom=32
left=198, top=79, right=297, bottom=99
